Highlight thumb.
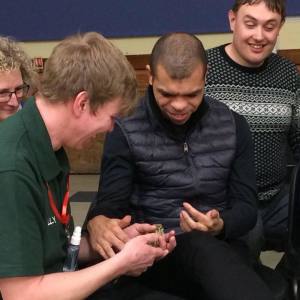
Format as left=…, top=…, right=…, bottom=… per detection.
left=119, top=215, right=132, bottom=228
left=207, top=209, right=219, bottom=219
left=144, top=233, right=159, bottom=245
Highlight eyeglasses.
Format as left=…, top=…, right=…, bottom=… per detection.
left=0, top=84, right=30, bottom=103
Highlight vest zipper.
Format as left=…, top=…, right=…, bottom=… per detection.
left=183, top=142, right=189, bottom=153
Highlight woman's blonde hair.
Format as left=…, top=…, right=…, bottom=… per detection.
left=0, top=36, right=38, bottom=93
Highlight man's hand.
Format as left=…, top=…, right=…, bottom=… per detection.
left=157, top=230, right=176, bottom=252
left=180, top=202, right=224, bottom=235
left=120, top=233, right=170, bottom=276
left=123, top=224, right=177, bottom=277
left=87, top=215, right=131, bottom=259
left=124, top=224, right=176, bottom=252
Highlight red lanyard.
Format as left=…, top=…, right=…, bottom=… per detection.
left=46, top=176, right=70, bottom=225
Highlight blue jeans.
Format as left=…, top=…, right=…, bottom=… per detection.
left=260, top=185, right=289, bottom=251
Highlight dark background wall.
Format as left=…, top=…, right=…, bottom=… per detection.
left=0, top=0, right=299, bottom=41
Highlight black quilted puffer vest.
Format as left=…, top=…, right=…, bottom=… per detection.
left=117, top=92, right=236, bottom=232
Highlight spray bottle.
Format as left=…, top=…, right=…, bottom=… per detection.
left=63, top=226, right=81, bottom=272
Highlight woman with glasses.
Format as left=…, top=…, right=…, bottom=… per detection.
left=0, top=36, right=37, bottom=121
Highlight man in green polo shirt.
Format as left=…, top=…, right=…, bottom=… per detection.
left=0, top=32, right=179, bottom=300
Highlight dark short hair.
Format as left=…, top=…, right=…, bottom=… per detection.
left=149, top=32, right=207, bottom=80
left=231, top=0, right=286, bottom=21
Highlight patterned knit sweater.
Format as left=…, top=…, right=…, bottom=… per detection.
left=206, top=45, right=300, bottom=202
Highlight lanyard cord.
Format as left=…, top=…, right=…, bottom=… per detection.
left=46, top=175, right=70, bottom=225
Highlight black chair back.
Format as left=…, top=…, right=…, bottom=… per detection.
left=285, top=162, right=300, bottom=299
left=288, top=162, right=300, bottom=261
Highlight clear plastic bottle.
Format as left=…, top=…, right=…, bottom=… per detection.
left=63, top=226, right=81, bottom=272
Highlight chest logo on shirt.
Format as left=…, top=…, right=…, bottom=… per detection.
left=47, top=216, right=57, bottom=226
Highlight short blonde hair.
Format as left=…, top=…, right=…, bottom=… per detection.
left=40, top=32, right=138, bottom=114
left=0, top=36, right=37, bottom=91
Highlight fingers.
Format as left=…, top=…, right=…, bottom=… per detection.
left=166, top=235, right=176, bottom=252
left=133, top=223, right=157, bottom=235
left=180, top=210, right=208, bottom=232
left=205, top=209, right=222, bottom=226
left=110, top=223, right=130, bottom=245
left=144, top=232, right=160, bottom=246
left=206, top=210, right=224, bottom=235
left=183, top=203, right=220, bottom=226
left=183, top=202, right=207, bottom=223
left=165, top=230, right=175, bottom=237
left=149, top=230, right=176, bottom=253
left=87, top=215, right=130, bottom=259
left=120, top=236, right=157, bottom=275
left=96, top=241, right=116, bottom=260
left=207, top=209, right=220, bottom=219
left=124, top=223, right=156, bottom=239
left=119, top=215, right=132, bottom=229
left=135, top=233, right=169, bottom=258
left=164, top=230, right=175, bottom=242
left=144, top=233, right=168, bottom=255
left=180, top=213, right=192, bottom=232
left=182, top=203, right=212, bottom=228
left=92, top=231, right=124, bottom=259
left=147, top=232, right=168, bottom=250
left=180, top=206, right=224, bottom=235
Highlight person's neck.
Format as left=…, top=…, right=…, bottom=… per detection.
left=35, top=95, right=68, bottom=151
left=225, top=43, right=265, bottom=68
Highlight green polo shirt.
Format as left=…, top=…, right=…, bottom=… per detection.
left=0, top=97, right=73, bottom=277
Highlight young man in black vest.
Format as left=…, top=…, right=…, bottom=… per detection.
left=87, top=32, right=274, bottom=300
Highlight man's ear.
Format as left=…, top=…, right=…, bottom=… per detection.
left=204, top=68, right=208, bottom=84
left=228, top=10, right=236, bottom=32
left=72, top=91, right=89, bottom=118
left=146, top=64, right=153, bottom=85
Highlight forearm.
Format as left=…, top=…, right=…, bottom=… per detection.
left=87, top=124, right=134, bottom=221
left=223, top=112, right=258, bottom=239
left=78, top=235, right=101, bottom=264
left=88, top=180, right=132, bottom=220
left=220, top=202, right=257, bottom=239
left=0, top=254, right=127, bottom=300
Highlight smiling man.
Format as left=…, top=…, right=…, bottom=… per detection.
left=206, top=0, right=300, bottom=254
left=0, top=36, right=36, bottom=121
left=87, top=32, right=275, bottom=300
left=227, top=0, right=282, bottom=67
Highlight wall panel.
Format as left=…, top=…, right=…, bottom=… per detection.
left=0, top=0, right=299, bottom=41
